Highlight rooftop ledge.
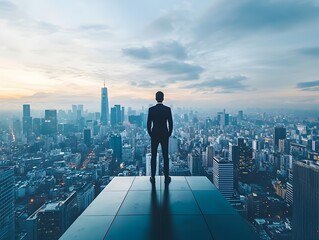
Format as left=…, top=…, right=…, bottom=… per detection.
left=60, top=176, right=258, bottom=240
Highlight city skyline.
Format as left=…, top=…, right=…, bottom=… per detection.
left=1, top=0, right=319, bottom=111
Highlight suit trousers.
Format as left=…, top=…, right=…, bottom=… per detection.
left=151, top=136, right=169, bottom=177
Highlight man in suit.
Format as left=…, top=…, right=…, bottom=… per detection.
left=147, top=91, right=173, bottom=184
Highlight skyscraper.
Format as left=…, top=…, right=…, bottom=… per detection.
left=43, top=110, right=57, bottom=135
left=33, top=118, right=41, bottom=136
left=237, top=138, right=254, bottom=182
left=115, top=105, right=121, bottom=123
left=229, top=143, right=239, bottom=189
left=12, top=119, right=21, bottom=140
left=83, top=129, right=91, bottom=148
left=274, top=126, right=286, bottom=150
left=238, top=110, right=244, bottom=122
left=22, top=104, right=32, bottom=136
left=189, top=148, right=201, bottom=176
left=109, top=134, right=122, bottom=162
left=110, top=107, right=117, bottom=127
left=286, top=168, right=293, bottom=205
left=0, top=167, right=15, bottom=240
left=293, top=160, right=319, bottom=240
left=100, top=83, right=109, bottom=125
left=169, top=136, right=178, bottom=155
left=110, top=105, right=122, bottom=126
left=205, top=145, right=214, bottom=167
left=23, top=104, right=30, bottom=117
left=218, top=109, right=229, bottom=128
left=213, top=157, right=234, bottom=199
left=121, top=106, right=125, bottom=123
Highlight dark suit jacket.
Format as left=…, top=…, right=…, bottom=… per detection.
left=147, top=103, right=173, bottom=139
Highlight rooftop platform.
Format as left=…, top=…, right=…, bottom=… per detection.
left=61, top=176, right=257, bottom=240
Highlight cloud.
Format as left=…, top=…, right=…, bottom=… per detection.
left=122, top=47, right=151, bottom=59
left=122, top=41, right=187, bottom=60
left=196, top=0, right=319, bottom=38
left=147, top=60, right=204, bottom=80
left=145, top=9, right=191, bottom=36
left=185, top=76, right=249, bottom=93
left=80, top=24, right=110, bottom=31
left=131, top=80, right=166, bottom=88
left=296, top=80, right=319, bottom=91
left=78, top=24, right=112, bottom=37
left=123, top=41, right=197, bottom=81
left=148, top=16, right=174, bottom=34
left=153, top=41, right=187, bottom=60
left=0, top=0, right=16, bottom=12
left=298, top=47, right=319, bottom=58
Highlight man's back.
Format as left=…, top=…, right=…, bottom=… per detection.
left=147, top=104, right=173, bottom=138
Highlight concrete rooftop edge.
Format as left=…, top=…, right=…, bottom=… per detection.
left=60, top=176, right=258, bottom=240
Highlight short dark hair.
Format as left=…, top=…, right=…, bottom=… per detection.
left=155, top=91, right=164, bottom=102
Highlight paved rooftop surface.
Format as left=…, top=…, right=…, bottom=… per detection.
left=60, top=176, right=258, bottom=240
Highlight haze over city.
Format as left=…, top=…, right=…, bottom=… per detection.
left=1, top=0, right=319, bottom=111
left=1, top=2, right=319, bottom=239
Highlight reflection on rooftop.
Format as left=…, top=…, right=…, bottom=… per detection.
left=60, top=176, right=258, bottom=240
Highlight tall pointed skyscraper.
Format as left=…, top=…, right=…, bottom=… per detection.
left=100, top=81, right=109, bottom=125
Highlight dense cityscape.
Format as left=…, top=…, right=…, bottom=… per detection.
left=0, top=86, right=318, bottom=240
left=1, top=0, right=319, bottom=239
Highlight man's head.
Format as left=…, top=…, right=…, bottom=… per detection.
left=155, top=91, right=164, bottom=103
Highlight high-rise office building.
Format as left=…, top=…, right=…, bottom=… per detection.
left=229, top=143, right=239, bottom=189
left=110, top=107, right=117, bottom=127
left=218, top=109, right=229, bottom=128
left=274, top=126, right=286, bottom=150
left=189, top=148, right=201, bottom=176
left=237, top=138, right=254, bottom=182
left=122, top=144, right=133, bottom=164
left=0, top=167, right=15, bottom=240
left=169, top=136, right=178, bottom=155
left=280, top=154, right=292, bottom=175
left=146, top=153, right=159, bottom=176
left=286, top=168, right=293, bottom=205
left=293, top=160, right=319, bottom=240
left=110, top=105, right=122, bottom=126
left=205, top=145, right=214, bottom=167
left=100, top=84, right=109, bottom=125
left=76, top=183, right=95, bottom=214
left=83, top=129, right=91, bottom=148
left=27, top=192, right=78, bottom=240
left=128, top=115, right=143, bottom=127
left=13, top=119, right=22, bottom=139
left=23, top=104, right=31, bottom=117
left=22, top=104, right=32, bottom=136
left=121, top=106, right=125, bottom=123
left=43, top=110, right=57, bottom=135
left=238, top=110, right=243, bottom=121
left=115, top=105, right=121, bottom=123
left=34, top=202, right=63, bottom=239
left=32, top=118, right=41, bottom=136
left=109, top=134, right=122, bottom=161
left=213, top=157, right=234, bottom=199
left=77, top=104, right=84, bottom=113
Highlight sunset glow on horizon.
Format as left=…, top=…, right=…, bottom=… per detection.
left=1, top=0, right=319, bottom=111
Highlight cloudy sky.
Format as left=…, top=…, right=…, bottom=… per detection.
left=1, top=0, right=319, bottom=112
